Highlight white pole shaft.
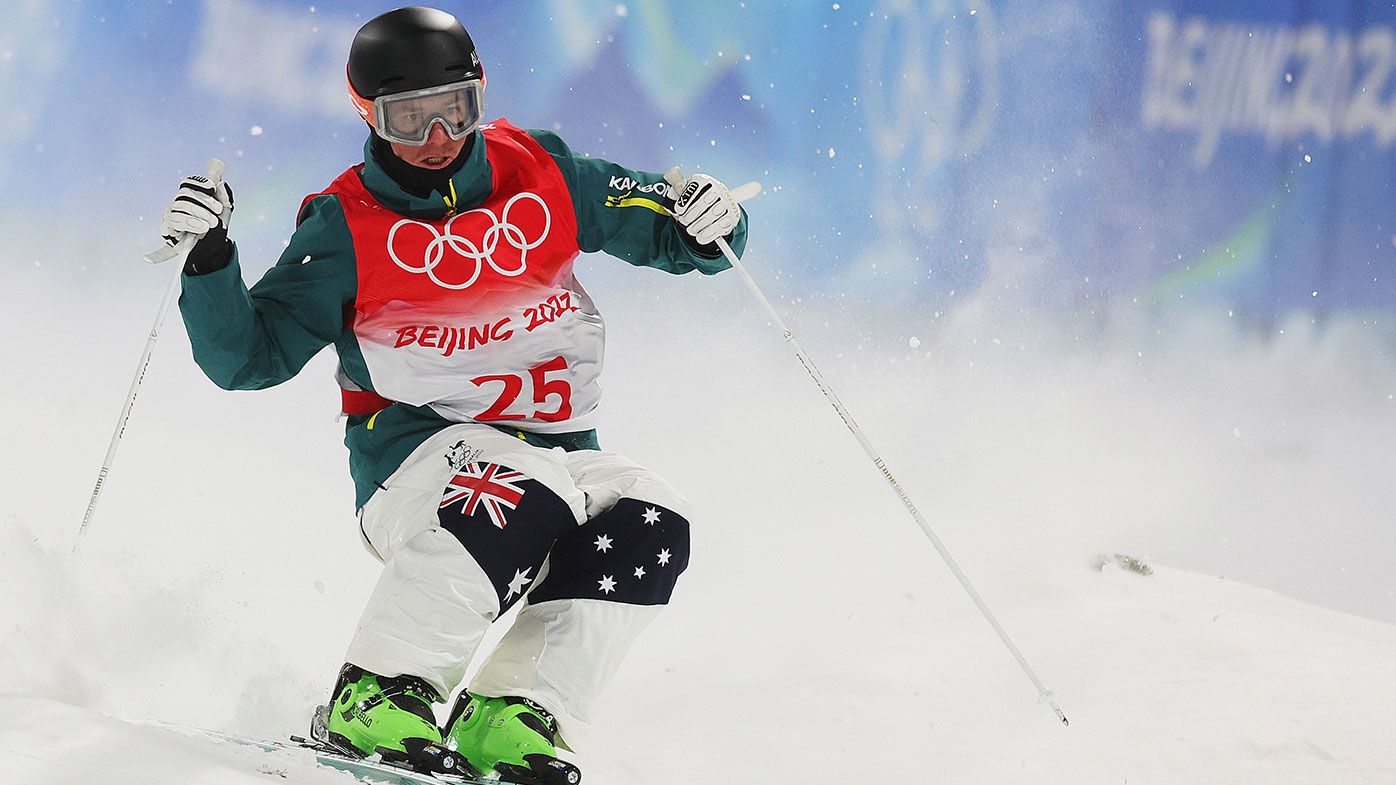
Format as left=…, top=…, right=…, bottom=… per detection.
left=75, top=261, right=185, bottom=548
left=713, top=235, right=1069, bottom=727
left=77, top=158, right=224, bottom=550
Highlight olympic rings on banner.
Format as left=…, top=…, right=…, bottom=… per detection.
left=387, top=192, right=552, bottom=290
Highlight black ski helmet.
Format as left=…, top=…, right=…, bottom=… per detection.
left=347, top=6, right=482, bottom=103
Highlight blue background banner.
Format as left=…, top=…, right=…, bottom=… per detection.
left=3, top=0, right=1393, bottom=319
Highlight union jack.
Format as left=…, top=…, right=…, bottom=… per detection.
left=440, top=463, right=528, bottom=529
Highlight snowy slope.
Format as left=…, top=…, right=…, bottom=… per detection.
left=0, top=697, right=351, bottom=785
left=3, top=551, right=1393, bottom=785
left=3, top=266, right=1394, bottom=784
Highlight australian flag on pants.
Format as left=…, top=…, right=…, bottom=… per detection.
left=436, top=465, right=690, bottom=612
left=527, top=497, right=691, bottom=607
left=440, top=462, right=528, bottom=529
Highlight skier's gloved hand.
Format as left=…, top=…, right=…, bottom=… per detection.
left=159, top=174, right=235, bottom=276
left=161, top=173, right=233, bottom=243
left=672, top=173, right=741, bottom=250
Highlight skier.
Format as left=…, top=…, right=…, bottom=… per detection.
left=159, top=6, right=747, bottom=783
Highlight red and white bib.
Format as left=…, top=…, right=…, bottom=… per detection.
left=315, top=120, right=604, bottom=433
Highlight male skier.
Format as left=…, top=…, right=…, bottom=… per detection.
left=159, top=7, right=747, bottom=783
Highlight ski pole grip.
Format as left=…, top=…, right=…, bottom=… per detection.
left=663, top=166, right=686, bottom=196
left=144, top=158, right=227, bottom=264
left=730, top=181, right=763, bottom=203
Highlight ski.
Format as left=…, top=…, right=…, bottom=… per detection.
left=162, top=722, right=495, bottom=785
left=270, top=734, right=489, bottom=785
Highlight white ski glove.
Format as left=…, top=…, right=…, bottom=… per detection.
left=672, top=173, right=740, bottom=247
left=159, top=173, right=234, bottom=248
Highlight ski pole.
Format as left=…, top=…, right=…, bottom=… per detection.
left=76, top=159, right=226, bottom=550
left=666, top=168, right=1069, bottom=726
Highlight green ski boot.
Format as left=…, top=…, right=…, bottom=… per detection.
left=444, top=692, right=581, bottom=785
left=319, top=664, right=471, bottom=776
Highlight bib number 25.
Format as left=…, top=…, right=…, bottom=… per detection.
left=471, top=356, right=573, bottom=423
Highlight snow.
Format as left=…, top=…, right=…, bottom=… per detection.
left=0, top=697, right=367, bottom=784
left=2, top=266, right=1395, bottom=784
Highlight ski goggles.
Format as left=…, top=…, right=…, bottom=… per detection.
left=352, top=79, right=485, bottom=146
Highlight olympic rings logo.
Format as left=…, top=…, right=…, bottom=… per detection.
left=387, top=192, right=551, bottom=290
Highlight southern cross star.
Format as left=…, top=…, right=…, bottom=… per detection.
left=657, top=548, right=671, bottom=566
left=594, top=534, right=613, bottom=553
left=642, top=507, right=662, bottom=525
left=598, top=575, right=617, bottom=594
left=505, top=568, right=532, bottom=602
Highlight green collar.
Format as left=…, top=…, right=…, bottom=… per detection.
left=358, top=132, right=493, bottom=220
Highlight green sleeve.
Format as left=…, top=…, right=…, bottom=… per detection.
left=178, top=194, right=357, bottom=391
left=527, top=129, right=749, bottom=275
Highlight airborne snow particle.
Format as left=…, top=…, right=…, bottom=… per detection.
left=250, top=125, right=263, bottom=136
left=615, top=3, right=627, bottom=16
left=909, top=336, right=921, bottom=349
left=828, top=147, right=836, bottom=158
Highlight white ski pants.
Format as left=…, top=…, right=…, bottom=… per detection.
left=345, top=423, right=692, bottom=748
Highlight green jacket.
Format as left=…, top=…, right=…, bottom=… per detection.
left=179, top=128, right=748, bottom=509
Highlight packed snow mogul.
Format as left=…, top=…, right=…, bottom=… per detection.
left=159, top=6, right=747, bottom=783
